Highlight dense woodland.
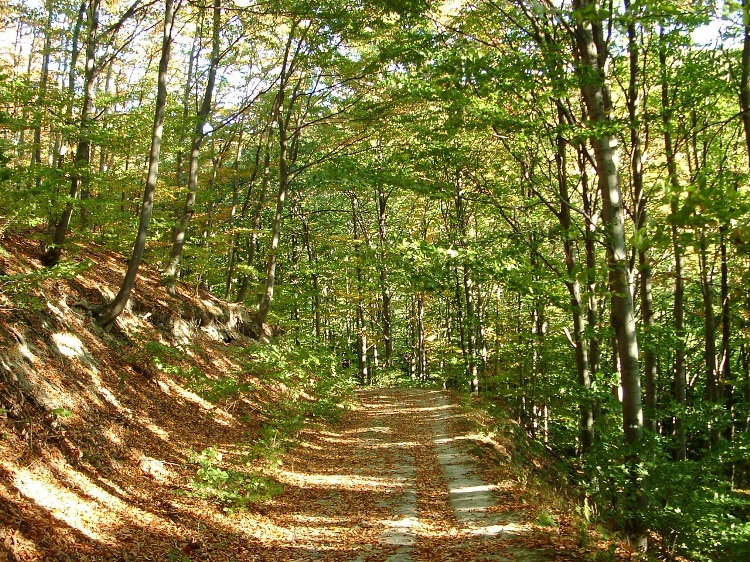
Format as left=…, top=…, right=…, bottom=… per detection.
left=1, top=0, right=750, bottom=559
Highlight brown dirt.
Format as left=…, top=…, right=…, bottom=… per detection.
left=0, top=233, right=632, bottom=561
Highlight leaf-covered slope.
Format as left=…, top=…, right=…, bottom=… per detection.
left=0, top=233, right=309, bottom=560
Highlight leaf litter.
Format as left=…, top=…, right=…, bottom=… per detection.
left=0, top=235, right=634, bottom=561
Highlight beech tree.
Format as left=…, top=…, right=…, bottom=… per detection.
left=97, top=0, right=177, bottom=328
left=163, top=0, right=222, bottom=293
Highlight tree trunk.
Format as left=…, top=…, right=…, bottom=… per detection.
left=557, top=108, right=593, bottom=453
left=579, top=147, right=601, bottom=379
left=256, top=168, right=288, bottom=325
left=301, top=216, right=322, bottom=340
left=741, top=0, right=750, bottom=170
left=32, top=0, right=53, bottom=182
left=225, top=129, right=244, bottom=299
left=376, top=184, right=393, bottom=367
left=464, top=262, right=478, bottom=391
left=255, top=24, right=299, bottom=325
left=164, top=0, right=221, bottom=292
left=44, top=0, right=100, bottom=266
left=417, top=294, right=426, bottom=381
left=352, top=196, right=368, bottom=384
left=720, top=226, right=732, bottom=441
left=660, top=27, right=686, bottom=460
left=699, top=233, right=720, bottom=447
left=175, top=9, right=202, bottom=192
left=625, top=0, right=657, bottom=434
left=97, top=0, right=175, bottom=328
left=236, top=137, right=272, bottom=303
left=572, top=0, right=645, bottom=549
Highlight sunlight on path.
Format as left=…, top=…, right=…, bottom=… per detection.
left=341, top=389, right=548, bottom=562
left=268, top=389, right=550, bottom=560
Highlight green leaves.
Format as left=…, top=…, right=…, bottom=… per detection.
left=184, top=447, right=283, bottom=512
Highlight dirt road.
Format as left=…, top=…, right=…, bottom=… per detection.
left=266, top=388, right=551, bottom=561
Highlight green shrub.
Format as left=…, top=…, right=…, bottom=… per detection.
left=184, top=447, right=282, bottom=513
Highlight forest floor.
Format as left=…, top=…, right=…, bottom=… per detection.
left=1, top=386, right=631, bottom=562
left=0, top=233, right=633, bottom=561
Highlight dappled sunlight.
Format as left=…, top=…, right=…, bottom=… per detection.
left=360, top=440, right=421, bottom=450
left=11, top=466, right=114, bottom=543
left=51, top=332, right=88, bottom=359
left=277, top=469, right=404, bottom=492
left=134, top=415, right=171, bottom=442
left=450, top=483, right=499, bottom=495
left=15, top=337, right=38, bottom=364
left=467, top=522, right=525, bottom=536
left=158, top=376, right=236, bottom=427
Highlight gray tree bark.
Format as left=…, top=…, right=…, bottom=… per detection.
left=97, top=0, right=176, bottom=328
left=572, top=0, right=645, bottom=549
left=164, top=0, right=221, bottom=292
left=44, top=0, right=100, bottom=266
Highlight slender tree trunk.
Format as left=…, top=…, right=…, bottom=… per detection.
left=579, top=148, right=601, bottom=379
left=720, top=226, right=732, bottom=440
left=557, top=108, right=593, bottom=453
left=455, top=178, right=477, bottom=390
left=517, top=292, right=527, bottom=421
left=452, top=265, right=466, bottom=390
left=236, top=136, right=272, bottom=303
left=743, top=269, right=750, bottom=433
left=256, top=168, right=288, bottom=324
left=301, top=216, right=322, bottom=340
left=352, top=196, right=368, bottom=384
left=227, top=129, right=265, bottom=300
left=18, top=28, right=38, bottom=162
left=164, top=0, right=221, bottom=292
left=625, top=0, right=657, bottom=434
left=417, top=294, right=426, bottom=381
left=660, top=28, right=687, bottom=460
left=376, top=184, right=393, bottom=367
left=175, top=10, right=202, bottom=191
left=464, top=262, right=478, bottom=391
left=699, top=233, right=720, bottom=446
left=97, top=0, right=175, bottom=328
left=572, top=0, right=645, bottom=549
left=45, top=0, right=100, bottom=266
left=32, top=0, right=53, bottom=183
left=225, top=129, right=244, bottom=298
left=741, top=0, right=750, bottom=170
left=255, top=25, right=299, bottom=324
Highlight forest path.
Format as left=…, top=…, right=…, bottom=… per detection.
left=271, top=388, right=550, bottom=561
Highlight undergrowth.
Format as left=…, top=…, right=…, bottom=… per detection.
left=176, top=336, right=356, bottom=514
left=183, top=447, right=282, bottom=513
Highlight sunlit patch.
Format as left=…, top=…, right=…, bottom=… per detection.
left=286, top=514, right=355, bottom=525
left=450, top=484, right=498, bottom=494
left=360, top=440, right=420, bottom=450
left=170, top=318, right=195, bottom=345
left=134, top=416, right=171, bottom=441
left=104, top=427, right=122, bottom=445
left=17, top=339, right=37, bottom=363
left=13, top=467, right=105, bottom=541
left=159, top=377, right=235, bottom=426
left=46, top=301, right=67, bottom=321
left=278, top=470, right=401, bottom=492
left=467, top=522, right=524, bottom=536
left=52, top=332, right=99, bottom=374
left=380, top=516, right=418, bottom=529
